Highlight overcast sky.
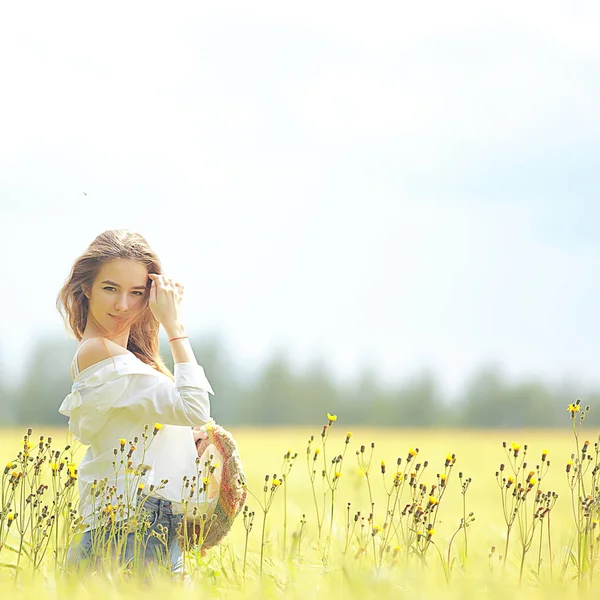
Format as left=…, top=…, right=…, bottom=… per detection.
left=1, top=1, right=599, bottom=395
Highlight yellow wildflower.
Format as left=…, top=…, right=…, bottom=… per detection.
left=327, top=413, right=337, bottom=423
left=408, top=448, right=418, bottom=457
left=428, top=496, right=439, bottom=506
left=7, top=513, right=15, bottom=521
left=272, top=479, right=282, bottom=487
left=335, top=471, right=342, bottom=478
left=154, top=423, right=163, bottom=431
left=567, top=403, right=580, bottom=415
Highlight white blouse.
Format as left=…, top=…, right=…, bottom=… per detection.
left=59, top=348, right=214, bottom=532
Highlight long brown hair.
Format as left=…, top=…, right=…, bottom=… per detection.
left=56, top=229, right=174, bottom=380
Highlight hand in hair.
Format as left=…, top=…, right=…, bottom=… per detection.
left=147, top=273, right=185, bottom=332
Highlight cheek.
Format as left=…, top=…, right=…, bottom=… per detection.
left=135, top=296, right=149, bottom=310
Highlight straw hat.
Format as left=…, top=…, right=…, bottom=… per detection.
left=179, top=420, right=247, bottom=552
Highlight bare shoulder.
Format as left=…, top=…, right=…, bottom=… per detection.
left=76, top=337, right=130, bottom=374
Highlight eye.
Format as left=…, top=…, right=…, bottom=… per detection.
left=104, top=287, right=144, bottom=296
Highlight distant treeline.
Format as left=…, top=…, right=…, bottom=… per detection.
left=0, top=333, right=598, bottom=429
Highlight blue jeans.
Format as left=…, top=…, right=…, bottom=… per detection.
left=67, top=495, right=184, bottom=574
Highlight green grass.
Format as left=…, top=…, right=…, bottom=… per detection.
left=1, top=418, right=599, bottom=598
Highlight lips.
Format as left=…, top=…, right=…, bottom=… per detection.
left=109, top=314, right=126, bottom=322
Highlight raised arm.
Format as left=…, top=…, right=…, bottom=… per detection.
left=147, top=273, right=199, bottom=366
left=75, top=336, right=213, bottom=427
left=114, top=362, right=212, bottom=426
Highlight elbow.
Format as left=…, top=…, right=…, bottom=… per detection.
left=181, top=391, right=211, bottom=426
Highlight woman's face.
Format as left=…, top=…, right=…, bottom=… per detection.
left=85, top=259, right=149, bottom=333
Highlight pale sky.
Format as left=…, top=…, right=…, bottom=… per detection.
left=1, top=1, right=599, bottom=395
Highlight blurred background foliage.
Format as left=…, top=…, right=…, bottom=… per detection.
left=0, top=333, right=597, bottom=428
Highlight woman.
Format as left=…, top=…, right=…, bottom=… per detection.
left=57, top=229, right=214, bottom=574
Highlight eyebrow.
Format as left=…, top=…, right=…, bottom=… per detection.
left=100, top=280, right=147, bottom=290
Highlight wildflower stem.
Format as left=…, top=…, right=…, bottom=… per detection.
left=260, top=508, right=267, bottom=579
left=282, top=475, right=287, bottom=559
left=547, top=512, right=553, bottom=580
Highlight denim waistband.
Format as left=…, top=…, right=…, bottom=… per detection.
left=139, top=494, right=179, bottom=516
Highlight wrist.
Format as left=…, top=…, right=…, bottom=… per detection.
left=164, top=323, right=186, bottom=339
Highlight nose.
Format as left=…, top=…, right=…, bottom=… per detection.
left=114, top=292, right=131, bottom=313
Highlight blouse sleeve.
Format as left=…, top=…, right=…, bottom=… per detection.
left=112, top=362, right=213, bottom=426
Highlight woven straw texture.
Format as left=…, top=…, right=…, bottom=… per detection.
left=179, top=421, right=247, bottom=552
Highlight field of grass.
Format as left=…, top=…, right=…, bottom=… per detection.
left=1, top=414, right=599, bottom=599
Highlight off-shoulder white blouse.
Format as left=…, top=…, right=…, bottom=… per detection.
left=59, top=342, right=214, bottom=532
